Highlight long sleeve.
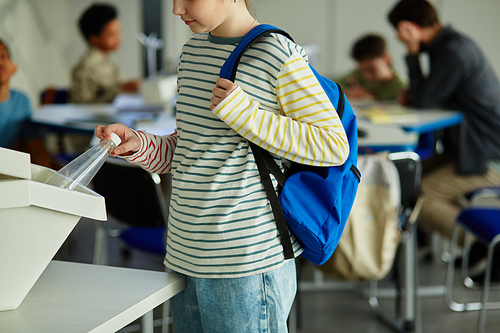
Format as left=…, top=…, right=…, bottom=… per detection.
left=123, top=130, right=178, bottom=174
left=212, top=53, right=349, bottom=167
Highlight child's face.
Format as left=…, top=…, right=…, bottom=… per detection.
left=0, top=43, right=17, bottom=85
left=89, top=19, right=122, bottom=52
left=357, top=56, right=392, bottom=82
left=172, top=0, right=232, bottom=36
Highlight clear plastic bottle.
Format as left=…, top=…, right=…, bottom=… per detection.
left=44, top=133, right=121, bottom=190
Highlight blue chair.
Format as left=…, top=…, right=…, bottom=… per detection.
left=445, top=187, right=500, bottom=333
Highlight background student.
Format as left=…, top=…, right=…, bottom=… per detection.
left=388, top=0, right=500, bottom=278
left=70, top=3, right=140, bottom=104
left=335, top=34, right=406, bottom=101
left=94, top=0, right=349, bottom=331
left=0, top=38, right=51, bottom=167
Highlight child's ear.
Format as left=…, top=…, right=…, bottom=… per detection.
left=88, top=35, right=99, bottom=47
left=10, top=62, right=18, bottom=76
left=382, top=51, right=392, bottom=65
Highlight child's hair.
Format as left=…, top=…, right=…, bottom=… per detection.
left=78, top=3, right=118, bottom=41
left=0, top=38, right=10, bottom=58
left=351, top=34, right=386, bottom=61
left=388, top=0, right=439, bottom=28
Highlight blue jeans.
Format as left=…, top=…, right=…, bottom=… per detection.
left=170, top=259, right=297, bottom=333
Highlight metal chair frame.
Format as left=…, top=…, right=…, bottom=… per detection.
left=445, top=188, right=500, bottom=333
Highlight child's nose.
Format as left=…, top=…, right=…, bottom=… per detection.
left=172, top=0, right=185, bottom=16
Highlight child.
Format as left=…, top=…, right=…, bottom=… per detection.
left=70, top=3, right=139, bottom=104
left=0, top=39, right=51, bottom=167
left=336, top=34, right=405, bottom=101
left=95, top=0, right=349, bottom=331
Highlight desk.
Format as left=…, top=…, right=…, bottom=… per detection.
left=353, top=101, right=462, bottom=155
left=33, top=104, right=176, bottom=136
left=0, top=260, right=185, bottom=333
left=33, top=100, right=460, bottom=155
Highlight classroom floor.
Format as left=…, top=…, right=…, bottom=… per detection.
left=54, top=217, right=500, bottom=333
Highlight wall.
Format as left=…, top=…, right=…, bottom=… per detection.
left=2, top=0, right=499, bottom=109
left=0, top=0, right=141, bottom=108
left=249, top=0, right=500, bottom=82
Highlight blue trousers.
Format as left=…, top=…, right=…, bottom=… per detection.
left=170, top=259, right=297, bottom=333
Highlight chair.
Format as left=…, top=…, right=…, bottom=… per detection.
left=367, top=151, right=424, bottom=333
left=445, top=187, right=500, bottom=333
left=291, top=152, right=423, bottom=333
left=40, top=87, right=69, bottom=105
left=91, top=158, right=171, bottom=333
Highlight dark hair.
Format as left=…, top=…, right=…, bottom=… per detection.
left=388, top=0, right=439, bottom=28
left=78, top=3, right=118, bottom=41
left=351, top=34, right=386, bottom=61
left=0, top=38, right=10, bottom=58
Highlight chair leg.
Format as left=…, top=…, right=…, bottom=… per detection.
left=478, top=241, right=496, bottom=333
left=402, top=223, right=418, bottom=332
left=445, top=224, right=480, bottom=311
left=367, top=226, right=419, bottom=333
left=460, top=232, right=476, bottom=288
left=445, top=224, right=500, bottom=313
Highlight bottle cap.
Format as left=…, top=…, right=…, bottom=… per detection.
left=110, top=132, right=122, bottom=147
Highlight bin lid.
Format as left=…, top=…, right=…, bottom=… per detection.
left=0, top=148, right=31, bottom=180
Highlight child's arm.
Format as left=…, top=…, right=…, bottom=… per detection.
left=95, top=123, right=177, bottom=174
left=211, top=53, right=349, bottom=167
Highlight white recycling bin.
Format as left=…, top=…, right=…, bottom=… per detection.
left=0, top=147, right=107, bottom=311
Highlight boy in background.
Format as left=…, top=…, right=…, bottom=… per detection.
left=336, top=34, right=405, bottom=101
left=0, top=39, right=51, bottom=166
left=70, top=3, right=139, bottom=104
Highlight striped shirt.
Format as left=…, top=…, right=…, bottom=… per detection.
left=125, top=32, right=349, bottom=278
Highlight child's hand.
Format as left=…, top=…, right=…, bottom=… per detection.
left=94, top=123, right=141, bottom=157
left=210, top=78, right=238, bottom=111
left=344, top=85, right=374, bottom=100
left=120, top=80, right=140, bottom=92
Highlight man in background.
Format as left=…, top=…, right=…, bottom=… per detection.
left=388, top=0, right=500, bottom=279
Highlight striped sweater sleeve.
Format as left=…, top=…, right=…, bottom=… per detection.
left=122, top=130, right=177, bottom=174
left=212, top=52, right=349, bottom=167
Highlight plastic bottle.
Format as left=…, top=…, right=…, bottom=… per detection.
left=44, top=133, right=121, bottom=190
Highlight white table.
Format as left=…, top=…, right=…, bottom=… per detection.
left=0, top=260, right=185, bottom=333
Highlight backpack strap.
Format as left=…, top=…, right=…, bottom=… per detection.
left=221, top=24, right=345, bottom=260
left=249, top=84, right=345, bottom=260
left=220, top=24, right=294, bottom=82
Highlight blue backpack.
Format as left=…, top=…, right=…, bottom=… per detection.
left=220, top=25, right=360, bottom=265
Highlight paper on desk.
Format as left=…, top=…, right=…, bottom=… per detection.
left=361, top=105, right=417, bottom=124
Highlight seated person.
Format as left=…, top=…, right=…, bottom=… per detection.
left=388, top=0, right=500, bottom=278
left=70, top=3, right=139, bottom=104
left=335, top=34, right=406, bottom=101
left=0, top=39, right=51, bottom=167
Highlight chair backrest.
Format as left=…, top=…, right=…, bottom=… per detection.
left=40, top=87, right=69, bottom=105
left=388, top=151, right=422, bottom=215
left=91, top=159, right=169, bottom=228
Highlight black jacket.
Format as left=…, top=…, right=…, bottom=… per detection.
left=405, top=26, right=500, bottom=175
